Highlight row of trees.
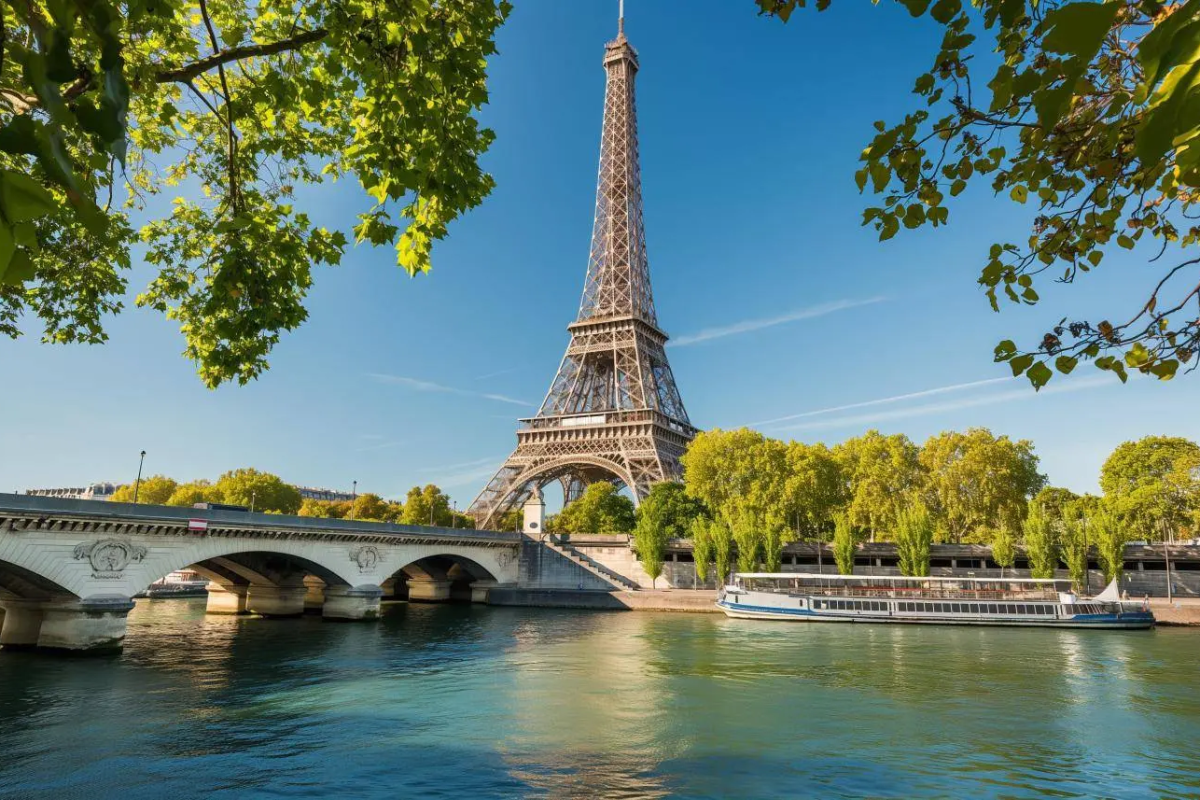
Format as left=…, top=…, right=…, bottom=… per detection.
left=108, top=471, right=473, bottom=527
left=110, top=468, right=304, bottom=514
left=673, top=426, right=1047, bottom=582
left=300, top=484, right=473, bottom=528
left=550, top=430, right=1199, bottom=588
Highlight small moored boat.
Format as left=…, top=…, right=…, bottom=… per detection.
left=717, top=573, right=1155, bottom=629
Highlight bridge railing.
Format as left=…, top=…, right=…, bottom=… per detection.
left=0, top=493, right=520, bottom=542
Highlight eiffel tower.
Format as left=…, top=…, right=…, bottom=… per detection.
left=469, top=8, right=696, bottom=529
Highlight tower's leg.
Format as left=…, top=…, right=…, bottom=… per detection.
left=562, top=475, right=587, bottom=505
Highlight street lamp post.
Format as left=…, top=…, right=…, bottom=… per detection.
left=352, top=480, right=357, bottom=500
left=250, top=490, right=257, bottom=514
left=452, top=501, right=457, bottom=529
left=133, top=450, right=146, bottom=503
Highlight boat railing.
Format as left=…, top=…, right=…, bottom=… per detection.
left=754, top=585, right=1061, bottom=601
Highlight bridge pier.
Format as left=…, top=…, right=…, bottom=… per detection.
left=470, top=580, right=499, bottom=603
left=206, top=584, right=249, bottom=615
left=406, top=579, right=451, bottom=603
left=37, top=596, right=135, bottom=653
left=303, top=577, right=326, bottom=614
left=246, top=586, right=307, bottom=617
left=0, top=598, right=45, bottom=650
left=322, top=586, right=382, bottom=621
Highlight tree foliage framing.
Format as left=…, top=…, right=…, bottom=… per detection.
left=760, top=0, right=1200, bottom=389
left=1, top=0, right=510, bottom=386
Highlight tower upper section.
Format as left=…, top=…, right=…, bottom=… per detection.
left=575, top=21, right=658, bottom=329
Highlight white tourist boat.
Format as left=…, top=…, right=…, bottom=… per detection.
left=717, top=573, right=1155, bottom=629
left=135, top=570, right=210, bottom=599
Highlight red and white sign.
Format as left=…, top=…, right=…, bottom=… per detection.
left=188, top=519, right=209, bottom=533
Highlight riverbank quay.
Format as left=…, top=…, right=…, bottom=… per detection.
left=1149, top=598, right=1200, bottom=625
left=488, top=588, right=720, bottom=612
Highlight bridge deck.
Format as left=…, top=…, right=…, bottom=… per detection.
left=0, top=493, right=521, bottom=547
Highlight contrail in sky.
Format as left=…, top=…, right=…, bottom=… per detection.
left=367, top=373, right=532, bottom=407
left=751, top=377, right=1009, bottom=427
left=768, top=376, right=1112, bottom=434
left=670, top=297, right=886, bottom=347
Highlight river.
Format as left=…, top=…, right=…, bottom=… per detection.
left=1, top=598, right=1197, bottom=799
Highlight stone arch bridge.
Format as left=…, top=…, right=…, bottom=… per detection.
left=0, top=494, right=520, bottom=653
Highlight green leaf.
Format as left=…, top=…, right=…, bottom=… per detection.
left=1150, top=359, right=1180, bottom=380
left=1055, top=355, right=1078, bottom=374
left=1117, top=234, right=1135, bottom=249
left=1034, top=81, right=1077, bottom=129
left=879, top=215, right=900, bottom=241
left=1009, top=353, right=1035, bottom=376
left=1009, top=185, right=1028, bottom=204
left=1027, top=360, right=1053, bottom=389
left=869, top=161, right=890, bottom=192
left=899, top=0, right=932, bottom=16
left=45, top=29, right=78, bottom=83
left=1136, top=60, right=1200, bottom=168
left=0, top=222, right=14, bottom=278
left=0, top=170, right=60, bottom=223
left=929, top=0, right=961, bottom=24
left=1125, top=342, right=1151, bottom=367
left=1042, top=2, right=1120, bottom=59
left=0, top=116, right=41, bottom=156
left=0, top=248, right=36, bottom=286
left=1137, top=0, right=1200, bottom=97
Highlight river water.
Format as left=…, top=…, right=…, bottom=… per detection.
left=1, top=599, right=1197, bottom=799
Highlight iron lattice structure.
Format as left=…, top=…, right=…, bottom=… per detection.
left=469, top=19, right=697, bottom=529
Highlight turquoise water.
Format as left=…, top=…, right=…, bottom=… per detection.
left=1, top=599, right=1197, bottom=799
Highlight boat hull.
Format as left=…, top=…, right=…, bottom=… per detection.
left=716, top=600, right=1155, bottom=629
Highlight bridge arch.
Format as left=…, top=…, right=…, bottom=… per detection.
left=0, top=558, right=77, bottom=601
left=476, top=455, right=636, bottom=527
left=381, top=549, right=509, bottom=603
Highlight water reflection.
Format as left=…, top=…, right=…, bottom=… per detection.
left=1, top=601, right=1197, bottom=799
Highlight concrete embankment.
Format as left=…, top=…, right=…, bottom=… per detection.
left=488, top=588, right=719, bottom=613
left=1149, top=599, right=1200, bottom=626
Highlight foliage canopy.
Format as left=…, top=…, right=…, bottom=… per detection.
left=1, top=0, right=509, bottom=386
left=760, top=0, right=1200, bottom=388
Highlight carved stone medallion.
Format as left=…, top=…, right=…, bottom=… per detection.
left=73, top=538, right=148, bottom=579
left=349, top=545, right=381, bottom=573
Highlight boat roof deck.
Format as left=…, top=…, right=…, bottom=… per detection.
left=736, top=573, right=1068, bottom=585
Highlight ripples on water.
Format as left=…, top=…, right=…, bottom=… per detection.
left=1, top=599, right=1197, bottom=799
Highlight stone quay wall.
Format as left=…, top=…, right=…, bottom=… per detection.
left=557, top=536, right=1200, bottom=598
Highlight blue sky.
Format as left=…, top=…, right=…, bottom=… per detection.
left=2, top=0, right=1197, bottom=506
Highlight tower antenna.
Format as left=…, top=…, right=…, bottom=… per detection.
left=618, top=0, right=624, bottom=36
